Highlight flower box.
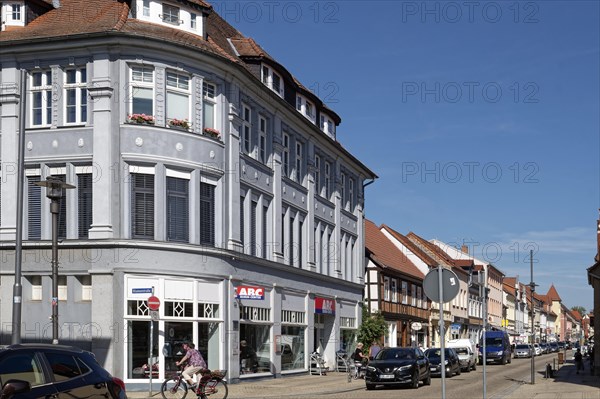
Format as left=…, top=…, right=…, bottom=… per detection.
left=127, top=114, right=155, bottom=125
left=203, top=127, right=221, bottom=139
left=169, top=118, right=191, bottom=130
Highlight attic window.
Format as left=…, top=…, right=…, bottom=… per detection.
left=162, top=4, right=180, bottom=25
left=11, top=4, right=22, bottom=21
left=261, top=65, right=284, bottom=97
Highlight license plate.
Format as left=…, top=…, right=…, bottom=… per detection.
left=430, top=367, right=437, bottom=371
left=380, top=374, right=395, bottom=379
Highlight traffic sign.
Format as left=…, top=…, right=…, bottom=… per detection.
left=423, top=267, right=459, bottom=303
left=148, top=295, right=160, bottom=311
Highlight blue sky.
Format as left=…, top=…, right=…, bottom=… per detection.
left=224, top=1, right=600, bottom=312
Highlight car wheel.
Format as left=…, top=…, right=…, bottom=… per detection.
left=366, top=383, right=375, bottom=390
left=423, top=372, right=431, bottom=386
left=456, top=366, right=461, bottom=376
left=501, top=355, right=507, bottom=365
left=508, top=355, right=512, bottom=364
left=472, top=362, right=477, bottom=371
left=447, top=368, right=453, bottom=378
left=411, top=371, right=419, bottom=389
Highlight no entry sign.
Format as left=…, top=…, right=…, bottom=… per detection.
left=148, top=295, right=160, bottom=311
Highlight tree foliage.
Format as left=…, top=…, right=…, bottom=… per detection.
left=357, top=306, right=387, bottom=349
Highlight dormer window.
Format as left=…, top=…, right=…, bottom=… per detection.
left=142, top=0, right=150, bottom=16
left=320, top=114, right=335, bottom=137
left=295, top=95, right=315, bottom=123
left=162, top=3, right=180, bottom=25
left=190, top=13, right=197, bottom=29
left=2, top=2, right=25, bottom=29
left=261, top=65, right=284, bottom=97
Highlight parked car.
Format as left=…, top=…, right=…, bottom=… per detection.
left=0, top=344, right=127, bottom=399
left=539, top=343, right=549, bottom=354
left=549, top=342, right=559, bottom=352
left=364, top=347, right=431, bottom=390
left=425, top=347, right=461, bottom=377
left=446, top=339, right=477, bottom=372
left=533, top=343, right=542, bottom=356
left=479, top=331, right=512, bottom=365
left=514, top=344, right=533, bottom=358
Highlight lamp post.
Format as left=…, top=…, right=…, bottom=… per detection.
left=529, top=249, right=537, bottom=385
left=36, top=176, right=75, bottom=344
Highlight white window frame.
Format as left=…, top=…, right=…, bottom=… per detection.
left=166, top=71, right=190, bottom=125
left=129, top=65, right=154, bottom=117
left=30, top=70, right=53, bottom=127
left=259, top=115, right=267, bottom=163
left=411, top=284, right=417, bottom=307
left=402, top=281, right=408, bottom=305
left=161, top=3, right=181, bottom=25
left=340, top=172, right=346, bottom=206
left=295, top=141, right=303, bottom=183
left=324, top=161, right=331, bottom=199
left=282, top=133, right=290, bottom=178
left=64, top=67, right=87, bottom=125
left=348, top=178, right=354, bottom=211
left=190, top=12, right=197, bottom=29
left=242, top=104, right=251, bottom=155
left=384, top=276, right=390, bottom=301
left=417, top=286, right=422, bottom=308
left=11, top=3, right=22, bottom=21
left=261, top=64, right=284, bottom=97
left=142, top=0, right=150, bottom=16
left=391, top=278, right=398, bottom=303
left=314, top=155, right=321, bottom=195
left=203, top=81, right=216, bottom=129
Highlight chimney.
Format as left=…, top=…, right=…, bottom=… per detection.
left=461, top=245, right=469, bottom=254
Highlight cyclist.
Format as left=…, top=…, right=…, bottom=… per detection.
left=352, top=343, right=367, bottom=378
left=176, top=342, right=207, bottom=388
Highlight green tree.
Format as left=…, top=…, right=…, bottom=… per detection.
left=357, top=306, right=387, bottom=349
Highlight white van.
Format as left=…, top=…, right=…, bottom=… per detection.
left=447, top=339, right=477, bottom=372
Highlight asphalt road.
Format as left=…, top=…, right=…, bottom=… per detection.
left=269, top=352, right=557, bottom=399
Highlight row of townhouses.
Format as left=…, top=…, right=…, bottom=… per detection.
left=364, top=220, right=593, bottom=351
left=0, top=0, right=597, bottom=385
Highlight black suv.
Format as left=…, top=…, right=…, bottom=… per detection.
left=0, top=344, right=127, bottom=399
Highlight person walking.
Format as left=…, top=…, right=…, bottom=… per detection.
left=574, top=348, right=583, bottom=374
left=368, top=341, right=382, bottom=360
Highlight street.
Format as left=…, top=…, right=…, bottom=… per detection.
left=234, top=353, right=560, bottom=399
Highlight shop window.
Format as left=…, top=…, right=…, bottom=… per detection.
left=198, top=303, right=219, bottom=318
left=239, top=323, right=271, bottom=374
left=127, top=300, right=150, bottom=316
left=340, top=317, right=356, bottom=328
left=281, top=310, right=305, bottom=324
left=127, top=320, right=158, bottom=379
left=165, top=301, right=193, bottom=318
left=281, top=325, right=305, bottom=371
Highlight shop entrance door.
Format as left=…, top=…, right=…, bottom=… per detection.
left=314, top=314, right=326, bottom=353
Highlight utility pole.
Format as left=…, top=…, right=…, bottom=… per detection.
left=529, top=249, right=536, bottom=384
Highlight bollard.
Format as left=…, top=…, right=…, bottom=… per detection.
left=545, top=363, right=553, bottom=378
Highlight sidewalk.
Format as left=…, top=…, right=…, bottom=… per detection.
left=501, top=360, right=600, bottom=399
left=127, top=361, right=599, bottom=399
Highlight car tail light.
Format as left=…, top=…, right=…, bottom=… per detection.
left=113, top=377, right=126, bottom=391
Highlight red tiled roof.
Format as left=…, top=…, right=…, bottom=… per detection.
left=380, top=225, right=436, bottom=266
left=571, top=310, right=582, bottom=321
left=503, top=277, right=517, bottom=288
left=365, top=220, right=424, bottom=279
left=546, top=284, right=562, bottom=302
left=406, top=232, right=470, bottom=276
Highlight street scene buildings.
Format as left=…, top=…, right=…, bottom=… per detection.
left=0, top=0, right=598, bottom=387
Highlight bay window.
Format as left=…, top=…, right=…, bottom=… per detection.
left=166, top=71, right=190, bottom=124
left=130, top=66, right=154, bottom=116
left=30, top=70, right=52, bottom=126
left=64, top=67, right=87, bottom=124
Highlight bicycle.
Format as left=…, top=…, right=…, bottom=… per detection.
left=161, top=366, right=228, bottom=399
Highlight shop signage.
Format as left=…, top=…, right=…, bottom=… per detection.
left=236, top=285, right=264, bottom=300
left=315, top=297, right=335, bottom=315
left=411, top=322, right=422, bottom=331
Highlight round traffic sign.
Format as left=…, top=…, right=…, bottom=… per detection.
left=423, top=267, right=460, bottom=303
left=148, top=295, right=160, bottom=311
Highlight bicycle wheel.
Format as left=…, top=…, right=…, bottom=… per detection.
left=202, top=379, right=228, bottom=399
left=161, top=378, right=188, bottom=399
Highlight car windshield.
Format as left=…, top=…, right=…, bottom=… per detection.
left=425, top=348, right=453, bottom=359
left=454, top=348, right=469, bottom=355
left=485, top=337, right=503, bottom=346
left=376, top=349, right=414, bottom=361
left=516, top=345, right=529, bottom=349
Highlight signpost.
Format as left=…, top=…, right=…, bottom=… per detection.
left=147, top=293, right=159, bottom=395
left=423, top=265, right=459, bottom=399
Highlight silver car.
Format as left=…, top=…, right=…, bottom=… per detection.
left=514, top=344, right=533, bottom=358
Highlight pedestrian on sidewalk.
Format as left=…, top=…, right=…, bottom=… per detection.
left=574, top=348, right=583, bottom=374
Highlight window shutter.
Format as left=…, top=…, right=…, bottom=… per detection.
left=199, top=183, right=215, bottom=246
left=131, top=174, right=154, bottom=239
left=166, top=176, right=189, bottom=242
left=28, top=176, right=41, bottom=240
left=78, top=174, right=92, bottom=238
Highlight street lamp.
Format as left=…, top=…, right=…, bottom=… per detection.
left=36, top=176, right=75, bottom=344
